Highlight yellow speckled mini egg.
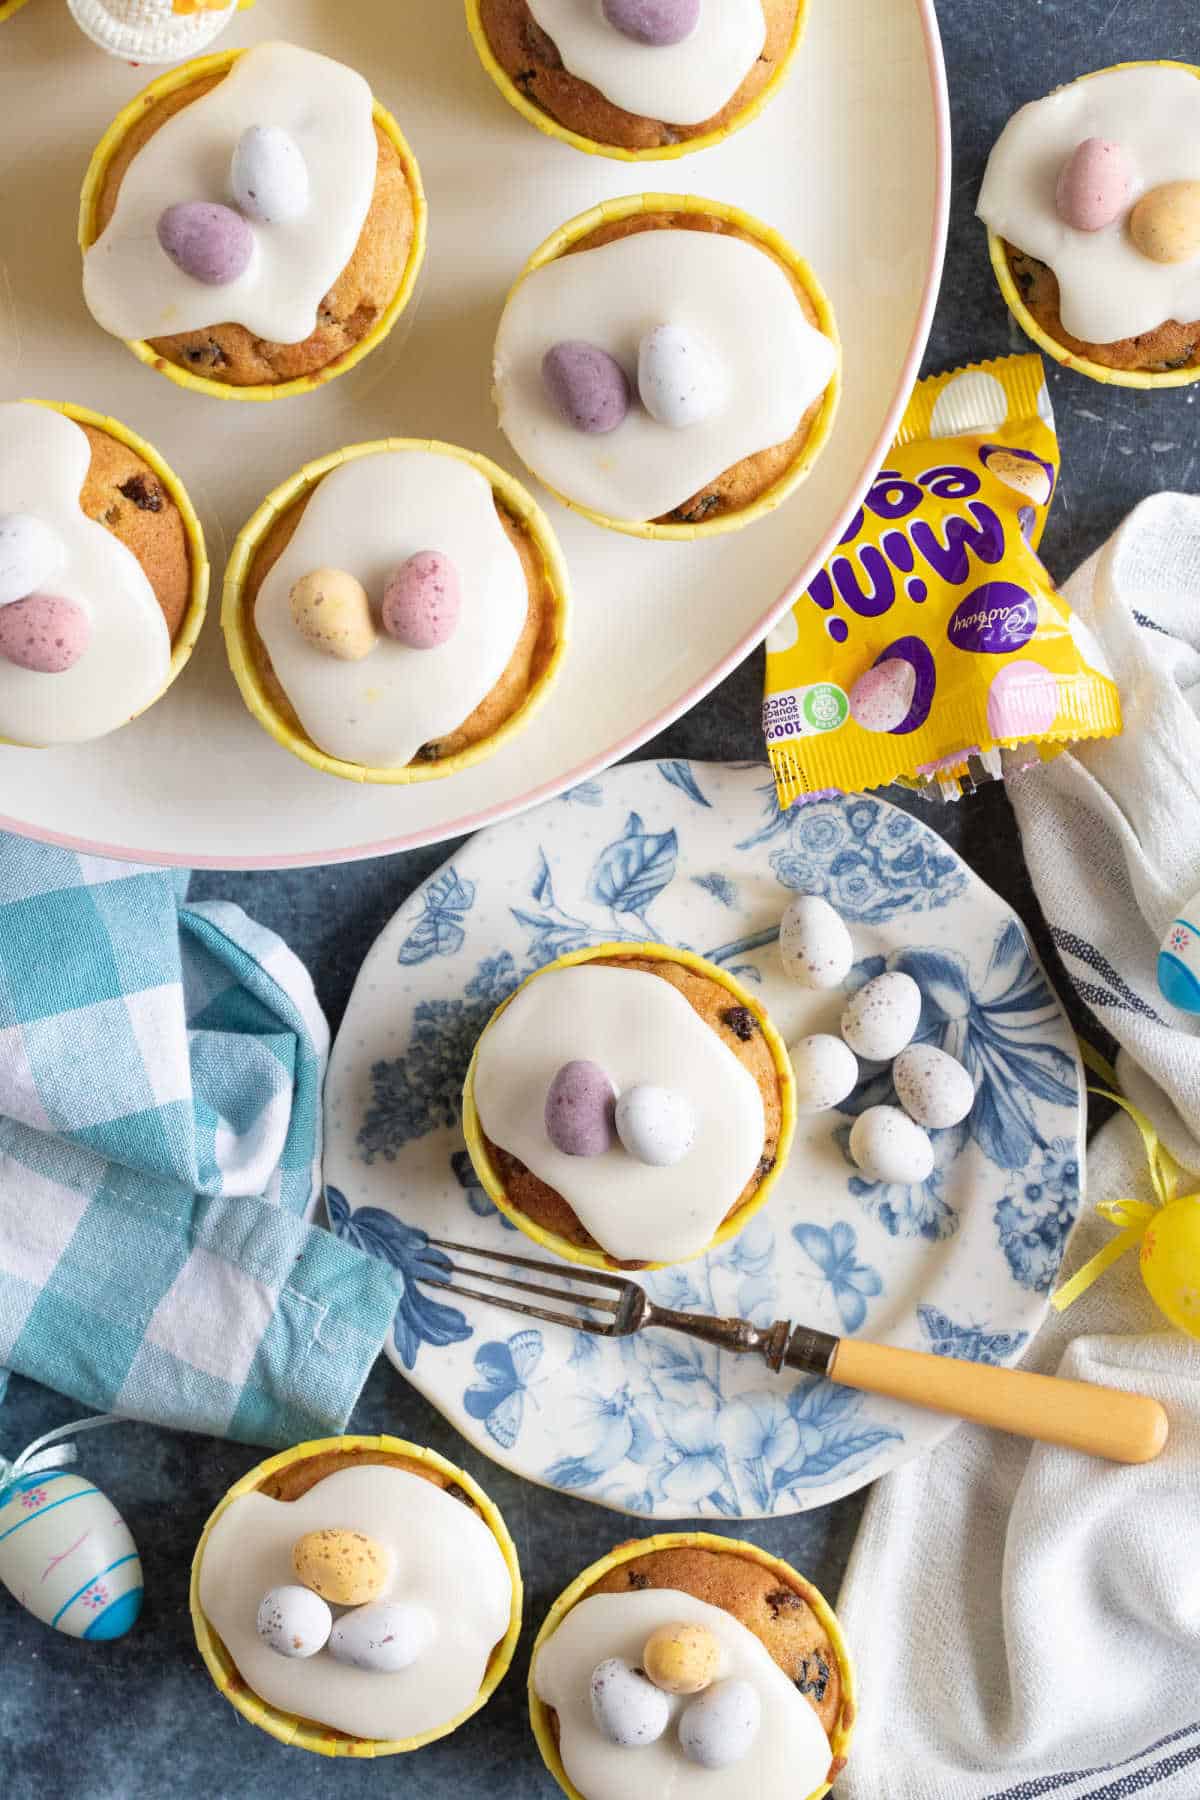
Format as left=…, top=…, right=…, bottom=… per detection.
left=1129, top=182, right=1200, bottom=266
left=1139, top=1197, right=1200, bottom=1339
left=642, top=1621, right=721, bottom=1695
left=291, top=1527, right=388, bottom=1605
left=288, top=568, right=377, bottom=662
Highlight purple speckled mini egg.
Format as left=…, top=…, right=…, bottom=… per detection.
left=0, top=593, right=90, bottom=673
left=602, top=0, right=701, bottom=47
left=382, top=551, right=462, bottom=650
left=157, top=202, right=255, bottom=287
left=545, top=1059, right=617, bottom=1157
left=542, top=341, right=631, bottom=435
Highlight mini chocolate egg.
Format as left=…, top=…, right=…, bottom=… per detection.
left=0, top=1471, right=142, bottom=1641
left=291, top=1526, right=388, bottom=1606
left=642, top=1621, right=720, bottom=1695
left=849, top=1104, right=934, bottom=1185
left=328, top=1600, right=435, bottom=1673
left=0, top=594, right=91, bottom=673
left=615, top=1084, right=695, bottom=1167
left=1158, top=894, right=1200, bottom=1014
left=1130, top=182, right=1200, bottom=265
left=1055, top=138, right=1134, bottom=231
left=542, top=341, right=631, bottom=435
left=637, top=324, right=724, bottom=430
left=382, top=551, right=461, bottom=650
left=893, top=1043, right=975, bottom=1130
left=157, top=201, right=255, bottom=286
left=545, top=1059, right=617, bottom=1157
left=602, top=0, right=701, bottom=46
left=789, top=1034, right=858, bottom=1116
left=0, top=512, right=63, bottom=609
left=231, top=124, right=309, bottom=226
left=850, top=660, right=916, bottom=733
left=255, top=1584, right=332, bottom=1660
left=841, top=971, right=921, bottom=1062
left=289, top=568, right=376, bottom=662
left=590, top=1657, right=670, bottom=1747
left=678, top=1678, right=761, bottom=1769
left=779, top=894, right=854, bottom=989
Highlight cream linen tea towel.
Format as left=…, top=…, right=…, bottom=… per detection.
left=836, top=493, right=1200, bottom=1800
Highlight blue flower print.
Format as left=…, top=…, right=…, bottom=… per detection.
left=325, top=1186, right=472, bottom=1370
left=723, top=1394, right=802, bottom=1513
left=771, top=1380, right=902, bottom=1494
left=994, top=1144, right=1079, bottom=1293
left=588, top=811, right=678, bottom=932
left=395, top=867, right=476, bottom=965
left=1039, top=1136, right=1081, bottom=1196
left=792, top=1221, right=884, bottom=1331
left=561, top=780, right=604, bottom=806
left=692, top=872, right=738, bottom=909
left=450, top=1148, right=517, bottom=1230
left=464, top=1329, right=543, bottom=1449
left=655, top=1404, right=739, bottom=1514
left=836, top=1122, right=959, bottom=1241
left=917, top=1304, right=1028, bottom=1365
left=657, top=761, right=712, bottom=808
left=545, top=1383, right=659, bottom=1491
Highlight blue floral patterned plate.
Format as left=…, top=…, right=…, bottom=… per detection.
left=323, top=761, right=1084, bottom=1519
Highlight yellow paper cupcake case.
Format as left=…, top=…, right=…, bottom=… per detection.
left=223, top=437, right=571, bottom=784
left=78, top=49, right=428, bottom=403
left=501, top=193, right=841, bottom=540
left=1, top=399, right=208, bottom=750
left=528, top=1532, right=856, bottom=1800
left=0, top=0, right=33, bottom=21
left=465, top=0, right=810, bottom=162
left=988, top=60, right=1200, bottom=390
left=462, top=941, right=798, bottom=1271
left=190, top=1433, right=524, bottom=1758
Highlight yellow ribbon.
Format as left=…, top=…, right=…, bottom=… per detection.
left=1050, top=1039, right=1195, bottom=1312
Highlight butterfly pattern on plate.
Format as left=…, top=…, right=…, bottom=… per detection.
left=463, top=1330, right=544, bottom=1450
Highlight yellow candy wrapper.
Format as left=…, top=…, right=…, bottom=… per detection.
left=763, top=354, right=1122, bottom=806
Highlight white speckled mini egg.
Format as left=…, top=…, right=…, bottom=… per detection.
left=0, top=512, right=63, bottom=609
left=893, top=1044, right=975, bottom=1130
left=615, top=1085, right=695, bottom=1167
left=256, top=1583, right=332, bottom=1659
left=0, top=1472, right=143, bottom=1640
left=779, top=895, right=854, bottom=990
left=637, top=324, right=724, bottom=429
left=841, top=972, right=921, bottom=1061
left=849, top=1105, right=934, bottom=1184
left=328, top=1599, right=435, bottom=1673
left=789, top=1034, right=858, bottom=1115
left=590, top=1656, right=670, bottom=1746
left=678, top=1677, right=762, bottom=1769
left=231, top=124, right=310, bottom=225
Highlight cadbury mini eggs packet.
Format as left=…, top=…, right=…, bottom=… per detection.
left=762, top=354, right=1122, bottom=805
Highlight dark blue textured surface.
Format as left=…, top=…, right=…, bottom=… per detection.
left=4, top=2, right=1197, bottom=1793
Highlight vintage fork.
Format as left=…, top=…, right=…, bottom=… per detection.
left=423, top=1237, right=1168, bottom=1465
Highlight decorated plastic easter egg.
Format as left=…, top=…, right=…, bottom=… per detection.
left=292, top=1527, right=388, bottom=1606
left=678, top=1678, right=762, bottom=1769
left=382, top=551, right=461, bottom=650
left=850, top=660, right=916, bottom=733
left=231, top=125, right=309, bottom=226
left=0, top=1472, right=143, bottom=1640
left=1055, top=138, right=1134, bottom=231
left=289, top=568, right=377, bottom=662
left=849, top=1104, right=934, bottom=1184
left=1130, top=182, right=1200, bottom=265
left=328, top=1600, right=435, bottom=1672
left=637, top=324, right=724, bottom=429
left=893, top=1044, right=975, bottom=1130
left=841, top=972, right=921, bottom=1061
left=642, top=1621, right=720, bottom=1695
left=542, top=341, right=631, bottom=435
left=545, top=1059, right=617, bottom=1157
left=0, top=594, right=91, bottom=674
left=0, top=513, right=63, bottom=609
left=157, top=201, right=255, bottom=286
left=1139, top=1196, right=1200, bottom=1339
left=615, top=1084, right=696, bottom=1167
left=1158, top=893, right=1200, bottom=1013
left=789, top=1034, right=858, bottom=1115
left=602, top=0, right=700, bottom=46
left=590, top=1656, right=670, bottom=1747
left=256, top=1584, right=332, bottom=1659
left=779, top=894, right=854, bottom=989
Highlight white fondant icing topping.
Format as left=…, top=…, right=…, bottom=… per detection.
left=83, top=42, right=377, bottom=346
left=534, top=1590, right=832, bottom=1800
left=0, top=405, right=171, bottom=746
left=977, top=66, right=1200, bottom=343
left=197, top=1465, right=512, bottom=1742
left=525, top=0, right=766, bottom=128
left=471, top=964, right=766, bottom=1262
left=254, top=450, right=530, bottom=769
left=494, top=228, right=835, bottom=522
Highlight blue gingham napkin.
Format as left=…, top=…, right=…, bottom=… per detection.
left=0, top=834, right=400, bottom=1446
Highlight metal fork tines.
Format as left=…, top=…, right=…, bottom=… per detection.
left=423, top=1237, right=648, bottom=1337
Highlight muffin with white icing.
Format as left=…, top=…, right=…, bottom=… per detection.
left=80, top=42, right=426, bottom=399
left=978, top=62, right=1200, bottom=384
left=462, top=942, right=796, bottom=1269
left=530, top=1532, right=855, bottom=1800
left=493, top=195, right=840, bottom=537
left=0, top=400, right=207, bottom=748
left=191, top=1435, right=522, bottom=1756
left=467, top=0, right=807, bottom=160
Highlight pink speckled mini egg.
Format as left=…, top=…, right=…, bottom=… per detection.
left=986, top=660, right=1060, bottom=740
left=0, top=593, right=91, bottom=673
left=382, top=551, right=462, bottom=651
left=1055, top=138, right=1135, bottom=233
left=850, top=660, right=916, bottom=733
